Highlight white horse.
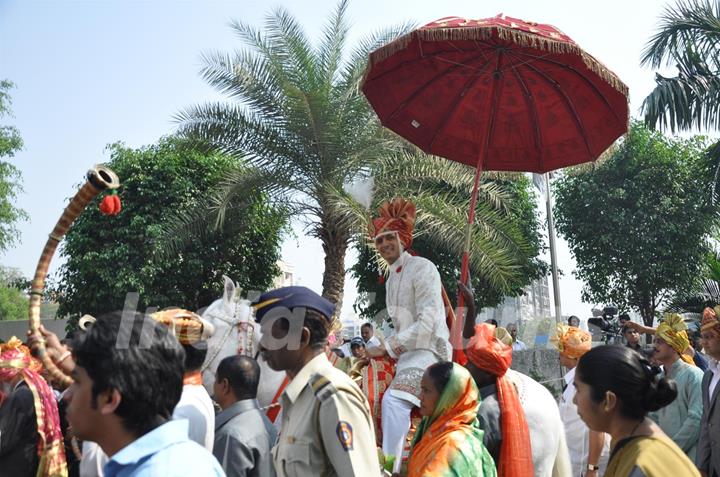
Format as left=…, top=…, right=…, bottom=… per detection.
left=200, top=276, right=287, bottom=422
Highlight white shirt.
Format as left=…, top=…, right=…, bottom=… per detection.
left=79, top=441, right=108, bottom=477
left=708, top=357, right=720, bottom=400
left=512, top=339, right=528, bottom=351
left=559, top=367, right=609, bottom=476
left=173, top=383, right=215, bottom=451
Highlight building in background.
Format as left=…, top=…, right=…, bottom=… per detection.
left=273, top=260, right=295, bottom=289
left=477, top=275, right=552, bottom=327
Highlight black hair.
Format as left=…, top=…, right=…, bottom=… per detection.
left=361, top=323, right=373, bottom=330
left=485, top=319, right=498, bottom=327
left=426, top=361, right=454, bottom=394
left=350, top=342, right=365, bottom=349
left=62, top=329, right=84, bottom=349
left=576, top=345, right=677, bottom=420
left=216, top=355, right=260, bottom=400
left=619, top=313, right=631, bottom=322
left=73, top=311, right=185, bottom=436
left=182, top=342, right=208, bottom=372
left=568, top=315, right=580, bottom=325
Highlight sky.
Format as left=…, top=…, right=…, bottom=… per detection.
left=0, top=0, right=682, bottom=322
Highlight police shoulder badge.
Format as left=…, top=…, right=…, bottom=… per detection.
left=336, top=421, right=354, bottom=451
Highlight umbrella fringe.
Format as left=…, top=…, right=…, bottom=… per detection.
left=367, top=26, right=628, bottom=97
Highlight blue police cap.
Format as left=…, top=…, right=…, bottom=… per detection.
left=253, top=286, right=336, bottom=323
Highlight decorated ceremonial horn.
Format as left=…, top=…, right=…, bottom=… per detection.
left=28, top=165, right=120, bottom=387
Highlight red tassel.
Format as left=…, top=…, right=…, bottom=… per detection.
left=378, top=273, right=385, bottom=285
left=100, top=192, right=121, bottom=216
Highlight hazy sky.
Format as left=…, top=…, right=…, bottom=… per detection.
left=0, top=0, right=681, bottom=320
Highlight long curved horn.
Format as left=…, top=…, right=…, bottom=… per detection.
left=29, top=164, right=120, bottom=387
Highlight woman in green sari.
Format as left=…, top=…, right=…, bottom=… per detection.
left=407, top=361, right=497, bottom=477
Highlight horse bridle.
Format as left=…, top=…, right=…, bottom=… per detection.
left=201, top=294, right=256, bottom=373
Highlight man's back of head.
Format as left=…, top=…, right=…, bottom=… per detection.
left=215, top=355, right=260, bottom=408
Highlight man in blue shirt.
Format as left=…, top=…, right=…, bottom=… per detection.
left=63, top=311, right=225, bottom=477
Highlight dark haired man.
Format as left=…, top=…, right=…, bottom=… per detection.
left=64, top=311, right=224, bottom=476
left=213, top=355, right=276, bottom=477
left=255, top=286, right=380, bottom=477
left=568, top=315, right=580, bottom=328
left=360, top=323, right=381, bottom=348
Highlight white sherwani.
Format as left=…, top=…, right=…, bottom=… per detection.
left=384, top=251, right=451, bottom=405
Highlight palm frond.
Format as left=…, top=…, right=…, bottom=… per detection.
left=642, top=0, right=720, bottom=70
left=317, top=0, right=350, bottom=87
left=642, top=69, right=720, bottom=132
left=158, top=166, right=296, bottom=256
left=340, top=21, right=417, bottom=91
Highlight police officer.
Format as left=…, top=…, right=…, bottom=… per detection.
left=254, top=286, right=381, bottom=477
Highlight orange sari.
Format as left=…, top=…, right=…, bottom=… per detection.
left=407, top=363, right=496, bottom=477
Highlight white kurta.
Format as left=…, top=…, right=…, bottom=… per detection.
left=383, top=251, right=451, bottom=406
left=559, top=367, right=609, bottom=477
left=173, top=383, right=216, bottom=452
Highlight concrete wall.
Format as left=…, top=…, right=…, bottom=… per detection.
left=510, top=348, right=564, bottom=398
left=0, top=319, right=69, bottom=343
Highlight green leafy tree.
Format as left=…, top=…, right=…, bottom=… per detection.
left=350, top=165, right=546, bottom=322
left=0, top=80, right=27, bottom=251
left=55, top=138, right=286, bottom=322
left=553, top=122, right=714, bottom=326
left=0, top=266, right=28, bottom=321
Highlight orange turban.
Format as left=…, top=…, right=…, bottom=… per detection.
left=551, top=325, right=591, bottom=359
left=466, top=324, right=534, bottom=477
left=368, top=198, right=416, bottom=249
left=150, top=309, right=215, bottom=345
left=702, top=307, right=720, bottom=334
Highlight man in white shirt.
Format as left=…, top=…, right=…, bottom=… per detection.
left=365, top=198, right=451, bottom=472
left=151, top=309, right=216, bottom=451
left=507, top=323, right=527, bottom=351
left=336, top=323, right=382, bottom=358
left=553, top=325, right=609, bottom=477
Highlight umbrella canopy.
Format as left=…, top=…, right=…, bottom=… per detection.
left=362, top=14, right=629, bottom=173
left=362, top=14, right=629, bottom=362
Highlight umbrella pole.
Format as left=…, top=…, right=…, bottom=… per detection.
left=452, top=160, right=484, bottom=355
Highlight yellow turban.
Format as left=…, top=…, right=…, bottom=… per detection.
left=551, top=325, right=591, bottom=359
left=494, top=326, right=513, bottom=347
left=656, top=313, right=694, bottom=365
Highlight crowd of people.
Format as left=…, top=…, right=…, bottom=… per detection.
left=0, top=198, right=719, bottom=477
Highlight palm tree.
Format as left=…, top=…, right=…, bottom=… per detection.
left=641, top=0, right=720, bottom=133
left=170, top=1, right=540, bottom=313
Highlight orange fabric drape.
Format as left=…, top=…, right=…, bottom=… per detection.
left=466, top=324, right=534, bottom=477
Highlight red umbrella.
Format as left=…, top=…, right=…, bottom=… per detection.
left=362, top=14, right=629, bottom=356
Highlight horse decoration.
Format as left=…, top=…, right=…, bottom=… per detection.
left=201, top=276, right=288, bottom=426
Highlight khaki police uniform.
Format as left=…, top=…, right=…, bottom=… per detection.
left=272, top=352, right=381, bottom=477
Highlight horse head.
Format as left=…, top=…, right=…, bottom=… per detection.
left=200, top=275, right=258, bottom=392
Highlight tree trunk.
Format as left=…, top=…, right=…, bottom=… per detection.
left=639, top=300, right=655, bottom=345
left=318, top=214, right=350, bottom=321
